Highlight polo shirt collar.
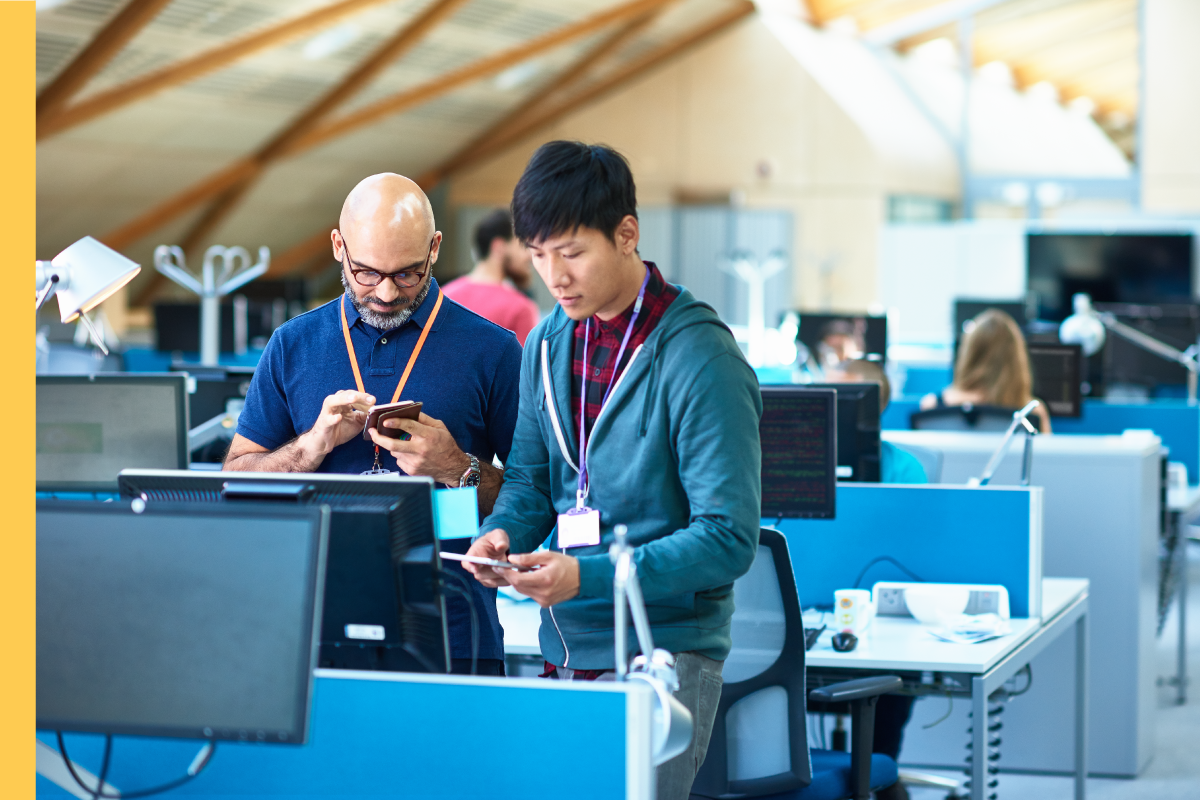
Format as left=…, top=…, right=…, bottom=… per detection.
left=344, top=277, right=443, bottom=334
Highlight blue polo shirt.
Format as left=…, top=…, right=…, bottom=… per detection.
left=237, top=277, right=522, bottom=664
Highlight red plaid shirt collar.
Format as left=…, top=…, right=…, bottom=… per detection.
left=571, top=261, right=679, bottom=438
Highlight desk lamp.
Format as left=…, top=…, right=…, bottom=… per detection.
left=610, top=524, right=694, bottom=766
left=1060, top=292, right=1200, bottom=401
left=154, top=244, right=269, bottom=366
left=971, top=400, right=1041, bottom=487
left=35, top=237, right=141, bottom=355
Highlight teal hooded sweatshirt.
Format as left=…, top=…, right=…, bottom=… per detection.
left=480, top=286, right=763, bottom=670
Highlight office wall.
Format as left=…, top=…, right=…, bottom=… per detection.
left=447, top=14, right=957, bottom=313
left=1142, top=0, right=1200, bottom=213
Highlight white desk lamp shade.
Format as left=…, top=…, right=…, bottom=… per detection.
left=1058, top=292, right=1106, bottom=357
left=47, top=236, right=141, bottom=323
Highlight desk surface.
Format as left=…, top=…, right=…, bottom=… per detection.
left=498, top=578, right=1089, bottom=673
left=805, top=577, right=1086, bottom=673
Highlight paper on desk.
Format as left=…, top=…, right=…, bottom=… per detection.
left=926, top=613, right=1012, bottom=645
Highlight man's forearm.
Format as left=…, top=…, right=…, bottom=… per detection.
left=223, top=433, right=326, bottom=473
left=476, top=462, right=503, bottom=517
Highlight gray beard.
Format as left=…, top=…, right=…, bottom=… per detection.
left=341, top=272, right=431, bottom=331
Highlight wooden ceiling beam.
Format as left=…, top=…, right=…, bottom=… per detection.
left=118, top=0, right=662, bottom=271
left=289, top=0, right=679, bottom=156
left=268, top=230, right=337, bottom=278
left=104, top=159, right=262, bottom=251
left=163, top=0, right=670, bottom=295
left=114, top=0, right=467, bottom=287
left=37, top=0, right=174, bottom=124
left=255, top=0, right=472, bottom=165
left=980, top=18, right=1134, bottom=56
left=993, top=33, right=1134, bottom=81
left=255, top=0, right=755, bottom=294
left=423, top=1, right=756, bottom=187
left=900, top=0, right=1130, bottom=52
left=416, top=6, right=670, bottom=189
left=38, top=0, right=402, bottom=141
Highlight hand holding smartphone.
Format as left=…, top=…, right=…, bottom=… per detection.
left=363, top=401, right=422, bottom=441
left=439, top=552, right=540, bottom=572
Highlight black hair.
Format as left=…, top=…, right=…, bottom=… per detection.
left=472, top=208, right=514, bottom=260
left=510, top=141, right=637, bottom=245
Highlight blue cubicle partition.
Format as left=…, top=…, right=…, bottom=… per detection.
left=883, top=397, right=1199, bottom=482
left=38, top=670, right=654, bottom=799
left=122, top=347, right=265, bottom=372
left=770, top=484, right=1043, bottom=618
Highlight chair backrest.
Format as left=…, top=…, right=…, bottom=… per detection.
left=910, top=403, right=1043, bottom=432
left=888, top=441, right=944, bottom=483
left=691, top=528, right=811, bottom=799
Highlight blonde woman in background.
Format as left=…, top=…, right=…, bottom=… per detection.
left=919, top=309, right=1053, bottom=433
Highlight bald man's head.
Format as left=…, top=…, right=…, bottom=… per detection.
left=333, top=173, right=443, bottom=330
left=340, top=173, right=435, bottom=241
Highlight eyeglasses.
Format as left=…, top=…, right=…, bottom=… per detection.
left=341, top=234, right=433, bottom=289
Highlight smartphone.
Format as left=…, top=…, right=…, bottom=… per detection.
left=439, top=552, right=540, bottom=572
left=363, top=401, right=422, bottom=441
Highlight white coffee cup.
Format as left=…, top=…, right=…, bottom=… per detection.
left=834, top=588, right=874, bottom=634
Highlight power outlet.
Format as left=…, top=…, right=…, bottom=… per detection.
left=965, top=590, right=1001, bottom=616
left=876, top=586, right=908, bottom=616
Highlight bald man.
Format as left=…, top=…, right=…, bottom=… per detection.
left=226, top=173, right=523, bottom=676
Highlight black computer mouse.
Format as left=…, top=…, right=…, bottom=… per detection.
left=831, top=631, right=858, bottom=652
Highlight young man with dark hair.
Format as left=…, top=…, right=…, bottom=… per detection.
left=442, top=208, right=539, bottom=345
left=464, top=141, right=762, bottom=799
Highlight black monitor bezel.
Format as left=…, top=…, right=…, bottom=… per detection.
left=1027, top=342, right=1084, bottom=418
left=759, top=386, right=838, bottom=520
left=35, top=498, right=328, bottom=744
left=116, top=469, right=448, bottom=674
left=36, top=374, right=190, bottom=493
left=804, top=382, right=882, bottom=482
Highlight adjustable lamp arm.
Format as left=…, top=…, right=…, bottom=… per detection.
left=610, top=524, right=694, bottom=768
left=611, top=524, right=660, bottom=681
left=975, top=400, right=1040, bottom=487
left=1061, top=293, right=1200, bottom=401
left=1099, top=312, right=1199, bottom=373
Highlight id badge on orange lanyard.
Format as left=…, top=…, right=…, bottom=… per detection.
left=339, top=291, right=443, bottom=475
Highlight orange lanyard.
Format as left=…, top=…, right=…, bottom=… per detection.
left=340, top=291, right=443, bottom=462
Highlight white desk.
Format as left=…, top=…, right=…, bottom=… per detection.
left=499, top=578, right=1090, bottom=800
left=498, top=598, right=543, bottom=656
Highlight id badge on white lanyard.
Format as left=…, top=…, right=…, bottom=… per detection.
left=556, top=267, right=649, bottom=550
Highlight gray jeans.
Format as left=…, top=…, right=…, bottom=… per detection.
left=656, top=652, right=724, bottom=800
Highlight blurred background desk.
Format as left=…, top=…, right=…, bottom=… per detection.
left=807, top=578, right=1089, bottom=800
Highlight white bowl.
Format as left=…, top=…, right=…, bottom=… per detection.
left=904, top=585, right=971, bottom=628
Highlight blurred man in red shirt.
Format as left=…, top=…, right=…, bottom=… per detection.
left=443, top=209, right=540, bottom=345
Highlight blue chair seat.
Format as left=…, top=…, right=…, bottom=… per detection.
left=757, top=751, right=899, bottom=800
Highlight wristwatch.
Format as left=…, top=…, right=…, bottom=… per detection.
left=458, top=453, right=481, bottom=488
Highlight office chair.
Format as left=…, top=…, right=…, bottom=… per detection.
left=888, top=441, right=943, bottom=482
left=691, top=528, right=901, bottom=800
left=910, top=403, right=1044, bottom=433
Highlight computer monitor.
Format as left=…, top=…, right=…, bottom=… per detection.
left=1027, top=232, right=1195, bottom=321
left=171, top=363, right=256, bottom=424
left=37, top=499, right=328, bottom=743
left=37, top=374, right=189, bottom=492
left=796, top=313, right=887, bottom=368
left=1095, top=302, right=1200, bottom=391
left=759, top=387, right=837, bottom=519
left=118, top=470, right=448, bottom=674
left=954, top=299, right=1028, bottom=337
left=1028, top=343, right=1083, bottom=417
left=806, top=383, right=881, bottom=482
